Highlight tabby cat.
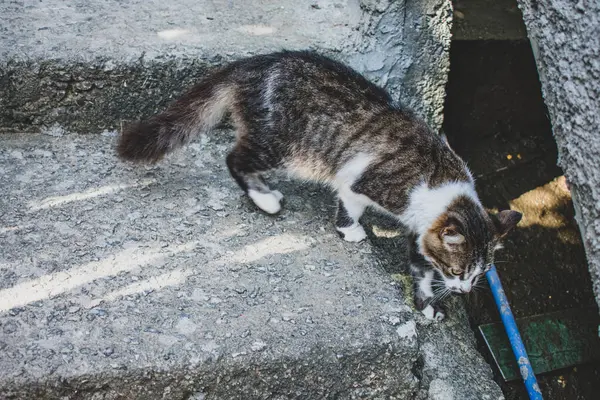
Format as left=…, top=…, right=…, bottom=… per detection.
left=117, top=51, right=522, bottom=321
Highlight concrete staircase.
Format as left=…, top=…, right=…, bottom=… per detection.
left=0, top=1, right=504, bottom=399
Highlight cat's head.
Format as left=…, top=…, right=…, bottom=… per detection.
left=420, top=196, right=522, bottom=293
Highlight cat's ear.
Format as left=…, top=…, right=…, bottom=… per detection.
left=494, top=210, right=522, bottom=237
left=441, top=225, right=465, bottom=246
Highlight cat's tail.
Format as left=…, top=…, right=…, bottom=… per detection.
left=117, top=66, right=237, bottom=163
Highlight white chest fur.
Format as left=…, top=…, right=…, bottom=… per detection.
left=399, top=180, right=480, bottom=236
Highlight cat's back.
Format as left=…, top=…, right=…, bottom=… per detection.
left=283, top=52, right=391, bottom=101
left=237, top=51, right=393, bottom=111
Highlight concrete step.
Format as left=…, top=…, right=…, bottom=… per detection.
left=0, top=132, right=503, bottom=399
left=1, top=0, right=451, bottom=135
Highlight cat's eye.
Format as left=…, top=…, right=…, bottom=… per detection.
left=450, top=268, right=462, bottom=276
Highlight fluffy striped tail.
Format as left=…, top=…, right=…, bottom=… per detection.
left=117, top=68, right=236, bottom=163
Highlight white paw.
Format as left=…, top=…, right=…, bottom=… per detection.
left=337, top=224, right=367, bottom=242
left=248, top=189, right=282, bottom=214
left=421, top=305, right=445, bottom=321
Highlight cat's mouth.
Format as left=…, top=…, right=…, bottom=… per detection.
left=443, top=276, right=476, bottom=294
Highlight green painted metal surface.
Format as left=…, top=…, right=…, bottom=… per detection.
left=479, top=308, right=600, bottom=381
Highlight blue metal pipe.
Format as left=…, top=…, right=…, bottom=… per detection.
left=486, top=264, right=543, bottom=400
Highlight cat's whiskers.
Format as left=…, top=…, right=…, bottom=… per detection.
left=441, top=286, right=453, bottom=300
left=428, top=286, right=443, bottom=302
left=430, top=278, right=447, bottom=287
left=429, top=286, right=451, bottom=305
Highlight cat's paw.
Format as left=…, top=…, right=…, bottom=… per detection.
left=248, top=189, right=283, bottom=214
left=421, top=305, right=445, bottom=322
left=337, top=224, right=367, bottom=242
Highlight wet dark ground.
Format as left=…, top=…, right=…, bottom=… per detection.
left=443, top=39, right=600, bottom=400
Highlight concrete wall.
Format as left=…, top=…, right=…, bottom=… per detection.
left=353, top=0, right=453, bottom=131
left=516, top=1, right=600, bottom=308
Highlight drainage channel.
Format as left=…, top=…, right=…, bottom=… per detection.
left=444, top=1, right=600, bottom=398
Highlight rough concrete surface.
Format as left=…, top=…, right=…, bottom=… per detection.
left=0, top=0, right=452, bottom=133
left=0, top=132, right=503, bottom=399
left=515, top=1, right=600, bottom=310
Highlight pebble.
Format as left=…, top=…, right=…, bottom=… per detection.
left=102, top=347, right=114, bottom=357
left=89, top=308, right=108, bottom=317
left=2, top=321, right=18, bottom=334
left=281, top=313, right=296, bottom=323
left=68, top=306, right=81, bottom=314
left=233, top=286, right=247, bottom=294
left=396, top=320, right=417, bottom=340
left=8, top=308, right=24, bottom=317
left=251, top=341, right=267, bottom=352
left=209, top=201, right=225, bottom=211
left=176, top=317, right=197, bottom=335
left=60, top=345, right=73, bottom=354
left=10, top=150, right=24, bottom=160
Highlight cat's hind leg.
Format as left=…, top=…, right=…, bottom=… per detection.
left=335, top=192, right=367, bottom=242
left=226, top=143, right=283, bottom=214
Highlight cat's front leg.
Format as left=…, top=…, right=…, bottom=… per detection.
left=411, top=267, right=446, bottom=322
left=408, top=235, right=446, bottom=321
left=335, top=194, right=367, bottom=242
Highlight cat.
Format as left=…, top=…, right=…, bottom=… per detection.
left=117, top=51, right=522, bottom=321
